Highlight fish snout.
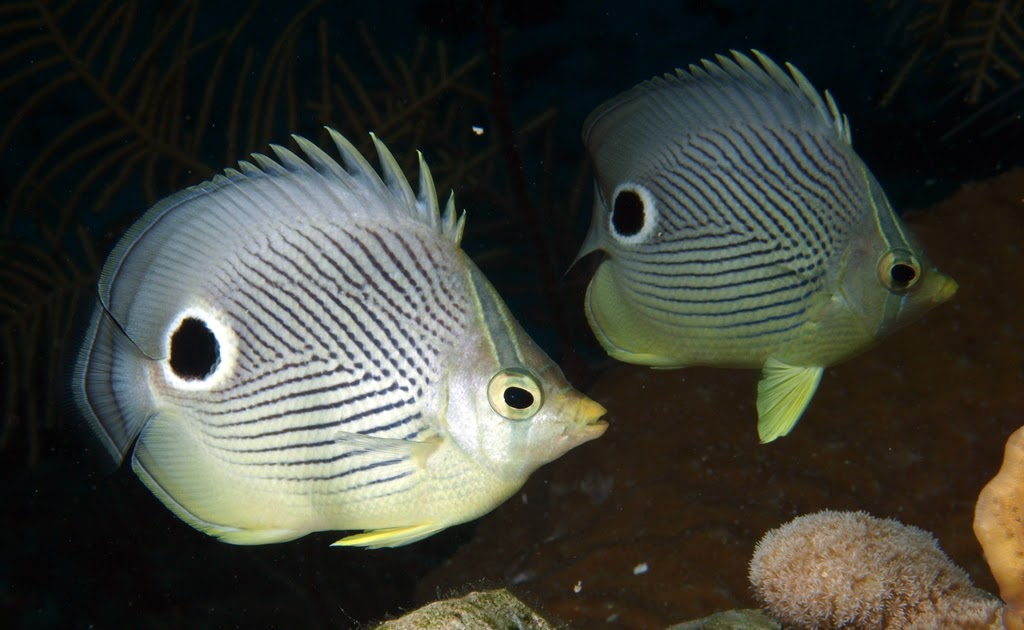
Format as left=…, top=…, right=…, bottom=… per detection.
left=935, top=273, right=959, bottom=303
left=576, top=397, right=609, bottom=439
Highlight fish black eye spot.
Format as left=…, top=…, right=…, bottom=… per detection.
left=169, top=317, right=220, bottom=380
left=612, top=189, right=645, bottom=237
left=890, top=263, right=917, bottom=287
left=503, top=386, right=534, bottom=410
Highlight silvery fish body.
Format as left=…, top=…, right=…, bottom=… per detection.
left=577, top=51, right=956, bottom=443
left=73, top=129, right=606, bottom=548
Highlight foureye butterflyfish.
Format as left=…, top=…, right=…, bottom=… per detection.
left=576, top=50, right=956, bottom=443
left=72, top=128, right=607, bottom=547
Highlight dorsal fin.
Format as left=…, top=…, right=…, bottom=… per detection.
left=96, top=128, right=462, bottom=359
left=583, top=50, right=851, bottom=154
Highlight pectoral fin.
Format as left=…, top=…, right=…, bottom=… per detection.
left=332, top=522, right=446, bottom=549
left=756, top=358, right=824, bottom=443
left=330, top=430, right=441, bottom=467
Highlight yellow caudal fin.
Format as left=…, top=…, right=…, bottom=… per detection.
left=331, top=522, right=445, bottom=549
left=756, top=358, right=824, bottom=443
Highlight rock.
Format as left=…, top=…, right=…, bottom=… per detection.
left=667, top=609, right=780, bottom=629
left=374, top=589, right=555, bottom=629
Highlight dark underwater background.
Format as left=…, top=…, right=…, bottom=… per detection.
left=2, top=0, right=1022, bottom=627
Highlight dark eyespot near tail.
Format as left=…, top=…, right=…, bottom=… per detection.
left=612, top=189, right=645, bottom=236
left=608, top=183, right=658, bottom=245
left=169, top=317, right=220, bottom=380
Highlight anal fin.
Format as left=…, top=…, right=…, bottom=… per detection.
left=756, top=358, right=824, bottom=443
left=216, top=529, right=303, bottom=545
left=331, top=522, right=445, bottom=549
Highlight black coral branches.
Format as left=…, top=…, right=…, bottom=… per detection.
left=951, top=0, right=1024, bottom=103
left=883, top=0, right=1024, bottom=106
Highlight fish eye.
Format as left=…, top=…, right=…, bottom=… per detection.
left=487, top=368, right=543, bottom=421
left=878, top=249, right=921, bottom=293
left=609, top=183, right=658, bottom=244
left=169, top=317, right=220, bottom=380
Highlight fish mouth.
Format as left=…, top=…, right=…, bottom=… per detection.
left=577, top=397, right=609, bottom=438
left=936, top=274, right=959, bottom=303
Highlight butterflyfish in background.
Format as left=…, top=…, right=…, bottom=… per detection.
left=72, top=129, right=607, bottom=548
left=576, top=50, right=956, bottom=443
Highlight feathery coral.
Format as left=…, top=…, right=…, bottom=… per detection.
left=975, top=424, right=1024, bottom=630
left=749, top=510, right=1001, bottom=629
left=882, top=0, right=1024, bottom=106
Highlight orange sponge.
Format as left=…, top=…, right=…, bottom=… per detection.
left=975, top=425, right=1024, bottom=630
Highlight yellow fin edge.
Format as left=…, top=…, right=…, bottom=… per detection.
left=608, top=348, right=683, bottom=367
left=332, top=522, right=445, bottom=549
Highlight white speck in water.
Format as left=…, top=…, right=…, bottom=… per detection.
left=471, top=125, right=485, bottom=136
left=633, top=562, right=649, bottom=575
left=573, top=580, right=582, bottom=594
left=606, top=613, right=620, bottom=623
left=521, top=493, right=528, bottom=505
